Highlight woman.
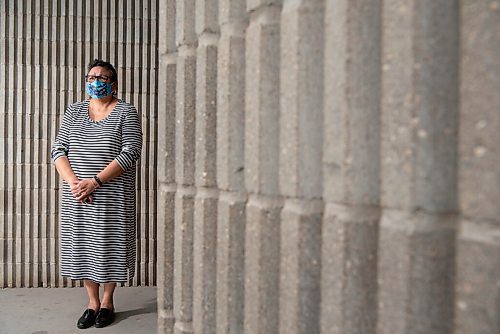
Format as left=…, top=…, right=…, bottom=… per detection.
left=51, top=59, right=142, bottom=329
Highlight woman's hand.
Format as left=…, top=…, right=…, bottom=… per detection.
left=71, top=179, right=97, bottom=203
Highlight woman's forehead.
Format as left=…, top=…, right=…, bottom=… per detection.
left=88, top=66, right=112, bottom=76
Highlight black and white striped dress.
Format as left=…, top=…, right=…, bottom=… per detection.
left=51, top=99, right=142, bottom=283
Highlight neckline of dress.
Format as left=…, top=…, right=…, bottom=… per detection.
left=86, top=99, right=121, bottom=123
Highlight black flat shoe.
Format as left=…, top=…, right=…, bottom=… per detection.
left=77, top=309, right=97, bottom=329
left=95, top=307, right=115, bottom=328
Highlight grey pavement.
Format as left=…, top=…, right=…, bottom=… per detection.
left=0, top=287, right=157, bottom=334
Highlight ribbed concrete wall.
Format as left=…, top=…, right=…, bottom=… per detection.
left=157, top=1, right=499, bottom=334
left=0, top=0, right=158, bottom=287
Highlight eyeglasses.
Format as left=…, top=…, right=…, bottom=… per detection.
left=85, top=75, right=111, bottom=83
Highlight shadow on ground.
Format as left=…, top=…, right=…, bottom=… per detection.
left=114, top=299, right=157, bottom=325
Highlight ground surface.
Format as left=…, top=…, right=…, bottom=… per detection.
left=0, top=286, right=157, bottom=334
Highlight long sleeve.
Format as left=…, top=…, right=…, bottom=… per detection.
left=51, top=105, right=75, bottom=162
left=115, top=107, right=143, bottom=171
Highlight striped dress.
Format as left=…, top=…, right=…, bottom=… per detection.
left=51, top=99, right=142, bottom=283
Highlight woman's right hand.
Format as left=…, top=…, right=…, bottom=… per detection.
left=70, top=180, right=94, bottom=204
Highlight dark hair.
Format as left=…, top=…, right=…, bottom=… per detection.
left=87, top=59, right=118, bottom=83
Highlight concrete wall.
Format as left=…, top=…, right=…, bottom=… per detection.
left=157, top=1, right=499, bottom=334
left=0, top=0, right=158, bottom=287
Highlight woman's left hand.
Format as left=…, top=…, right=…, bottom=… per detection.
left=71, top=179, right=97, bottom=203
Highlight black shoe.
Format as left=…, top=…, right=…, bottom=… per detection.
left=95, top=307, right=115, bottom=328
left=77, top=309, right=97, bottom=329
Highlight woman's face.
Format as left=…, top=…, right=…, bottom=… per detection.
left=86, top=66, right=117, bottom=93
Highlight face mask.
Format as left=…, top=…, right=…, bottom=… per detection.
left=86, top=80, right=113, bottom=99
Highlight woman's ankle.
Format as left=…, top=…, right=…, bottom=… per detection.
left=88, top=301, right=100, bottom=311
left=100, top=300, right=113, bottom=309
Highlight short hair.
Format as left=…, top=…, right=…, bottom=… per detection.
left=87, top=59, right=118, bottom=83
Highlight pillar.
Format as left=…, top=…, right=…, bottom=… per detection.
left=192, top=0, right=219, bottom=332
left=321, top=1, right=381, bottom=333
left=244, top=1, right=282, bottom=333
left=279, top=1, right=324, bottom=333
left=216, top=0, right=248, bottom=332
left=158, top=0, right=177, bottom=332
left=173, top=0, right=197, bottom=332
left=454, top=1, right=500, bottom=333
left=377, top=1, right=459, bottom=333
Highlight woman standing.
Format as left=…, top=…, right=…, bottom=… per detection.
left=51, top=59, right=142, bottom=329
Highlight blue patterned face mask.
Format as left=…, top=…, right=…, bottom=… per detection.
left=86, top=80, right=113, bottom=99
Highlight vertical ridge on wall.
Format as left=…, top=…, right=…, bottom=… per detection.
left=244, top=1, right=282, bottom=333
left=279, top=1, right=324, bottom=333
left=0, top=2, right=3, bottom=286
left=215, top=1, right=248, bottom=333
left=192, top=0, right=219, bottom=332
left=173, top=0, right=197, bottom=332
left=455, top=1, right=500, bottom=333
left=151, top=0, right=160, bottom=288
left=157, top=0, right=177, bottom=332
left=377, top=1, right=459, bottom=333
left=0, top=0, right=158, bottom=288
left=321, top=1, right=381, bottom=333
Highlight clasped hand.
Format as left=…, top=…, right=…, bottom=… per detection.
left=70, top=179, right=96, bottom=203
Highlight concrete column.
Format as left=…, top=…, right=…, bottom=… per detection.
left=455, top=1, right=500, bottom=333
left=216, top=0, right=248, bottom=332
left=244, top=1, right=282, bottom=334
left=321, top=1, right=381, bottom=333
left=279, top=1, right=324, bottom=333
left=173, top=0, right=197, bottom=333
left=158, top=0, right=177, bottom=332
left=378, top=1, right=459, bottom=333
left=192, top=0, right=219, bottom=333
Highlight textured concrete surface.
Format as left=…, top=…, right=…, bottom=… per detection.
left=321, top=0, right=381, bottom=333
left=157, top=0, right=498, bottom=332
left=0, top=287, right=157, bottom=334
left=215, top=2, right=248, bottom=334
left=278, top=1, right=324, bottom=333
left=454, top=1, right=500, bottom=334
left=377, top=1, right=459, bottom=333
